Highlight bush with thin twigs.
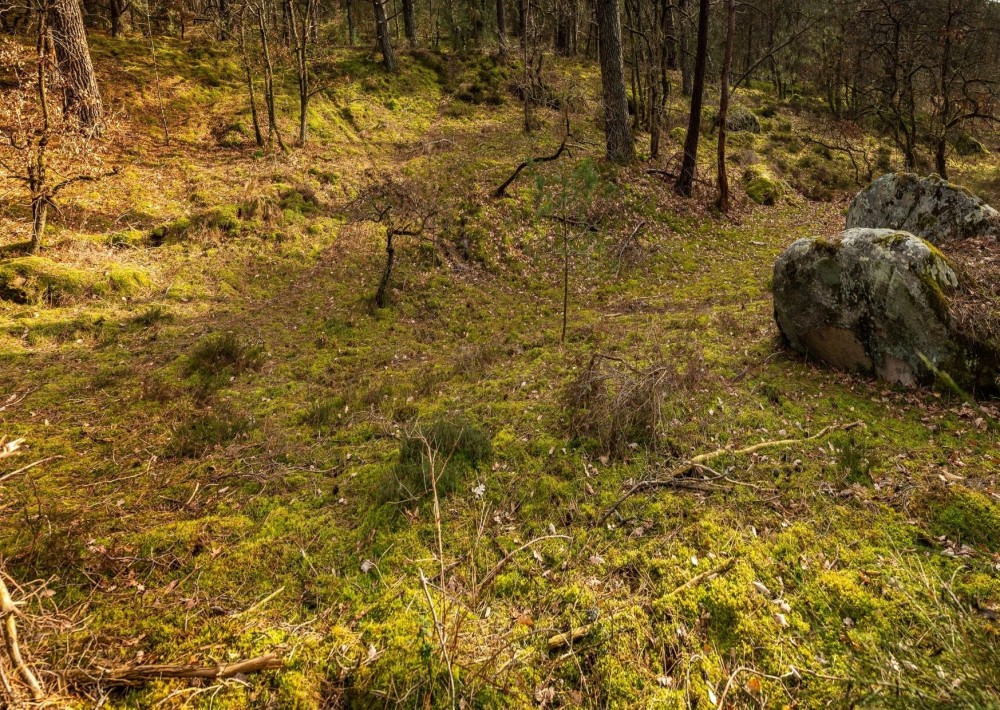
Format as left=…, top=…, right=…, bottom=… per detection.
left=566, top=350, right=705, bottom=457
left=394, top=415, right=492, bottom=498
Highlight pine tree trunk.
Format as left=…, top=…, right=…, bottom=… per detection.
left=48, top=0, right=104, bottom=133
left=678, top=0, right=692, bottom=97
left=402, top=0, right=417, bottom=46
left=373, top=0, right=397, bottom=71
left=675, top=0, right=708, bottom=196
left=595, top=0, right=633, bottom=163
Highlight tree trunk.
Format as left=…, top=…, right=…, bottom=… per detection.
left=346, top=0, right=355, bottom=45
left=373, top=0, right=396, bottom=71
left=678, top=0, right=692, bottom=96
left=496, top=0, right=508, bottom=58
left=595, top=0, right=633, bottom=163
left=675, top=0, right=707, bottom=196
left=48, top=0, right=104, bottom=133
left=402, top=0, right=417, bottom=47
left=109, top=0, right=126, bottom=37
left=715, top=0, right=735, bottom=212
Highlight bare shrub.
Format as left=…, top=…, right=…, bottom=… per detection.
left=566, top=349, right=705, bottom=457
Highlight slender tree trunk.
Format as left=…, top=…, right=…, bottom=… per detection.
left=675, top=0, right=707, bottom=196
left=402, top=0, right=417, bottom=46
left=31, top=13, right=51, bottom=254
left=715, top=0, right=736, bottom=211
left=375, top=231, right=396, bottom=307
left=346, top=0, right=355, bottom=45
left=595, top=0, right=633, bottom=163
left=678, top=0, right=692, bottom=96
left=239, top=24, right=265, bottom=146
left=257, top=6, right=287, bottom=151
left=373, top=0, right=396, bottom=71
left=48, top=0, right=104, bottom=133
left=496, top=0, right=507, bottom=58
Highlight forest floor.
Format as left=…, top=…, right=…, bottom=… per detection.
left=1, top=34, right=1000, bottom=709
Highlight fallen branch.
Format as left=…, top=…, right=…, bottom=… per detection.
left=80, top=654, right=283, bottom=687
left=0, top=571, right=45, bottom=702
left=546, top=559, right=734, bottom=651
left=477, top=535, right=572, bottom=597
left=492, top=134, right=571, bottom=198
left=596, top=421, right=864, bottom=527
left=0, top=455, right=64, bottom=484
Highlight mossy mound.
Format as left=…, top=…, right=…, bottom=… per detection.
left=0, top=256, right=99, bottom=304
left=954, top=133, right=987, bottom=157
left=107, top=264, right=152, bottom=294
left=726, top=106, right=761, bottom=133
left=743, top=164, right=784, bottom=205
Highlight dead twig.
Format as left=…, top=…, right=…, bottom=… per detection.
left=0, top=570, right=45, bottom=702
left=596, top=421, right=864, bottom=527
left=492, top=133, right=572, bottom=198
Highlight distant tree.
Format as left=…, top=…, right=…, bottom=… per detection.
left=594, top=0, right=633, bottom=163
left=675, top=0, right=708, bottom=196
left=716, top=0, right=736, bottom=211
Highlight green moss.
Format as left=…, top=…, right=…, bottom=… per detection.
left=107, top=264, right=152, bottom=293
left=743, top=164, right=784, bottom=205
left=932, top=488, right=1000, bottom=549
left=0, top=256, right=99, bottom=304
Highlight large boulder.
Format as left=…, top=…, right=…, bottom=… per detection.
left=846, top=173, right=1000, bottom=244
left=773, top=228, right=999, bottom=390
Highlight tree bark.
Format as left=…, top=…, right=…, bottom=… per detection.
left=675, top=0, right=708, bottom=196
left=373, top=0, right=396, bottom=71
left=595, top=0, right=633, bottom=163
left=402, top=0, right=417, bottom=46
left=715, top=0, right=736, bottom=211
left=48, top=0, right=104, bottom=133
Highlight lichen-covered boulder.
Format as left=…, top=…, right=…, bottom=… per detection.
left=846, top=173, right=1000, bottom=244
left=773, top=228, right=998, bottom=389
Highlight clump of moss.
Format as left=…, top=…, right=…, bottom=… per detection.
left=279, top=185, right=322, bottom=216
left=725, top=106, right=761, bottom=134
left=107, top=228, right=149, bottom=249
left=0, top=256, right=99, bottom=304
left=107, top=264, right=152, bottom=294
left=300, top=396, right=347, bottom=431
left=185, top=331, right=264, bottom=397
left=169, top=409, right=253, bottom=458
left=148, top=206, right=243, bottom=245
left=395, top=414, right=492, bottom=497
left=932, top=488, right=1000, bottom=550
left=743, top=164, right=785, bottom=205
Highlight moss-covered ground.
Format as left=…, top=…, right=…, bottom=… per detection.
left=1, top=33, right=999, bottom=709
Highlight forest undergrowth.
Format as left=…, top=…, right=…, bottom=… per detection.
left=1, top=34, right=999, bottom=708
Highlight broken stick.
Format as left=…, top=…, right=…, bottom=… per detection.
left=0, top=571, right=45, bottom=702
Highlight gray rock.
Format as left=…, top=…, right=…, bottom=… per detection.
left=846, top=173, right=1000, bottom=244
left=773, top=228, right=998, bottom=388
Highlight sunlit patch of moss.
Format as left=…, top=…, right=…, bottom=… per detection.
left=931, top=487, right=1000, bottom=550
left=0, top=256, right=100, bottom=304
